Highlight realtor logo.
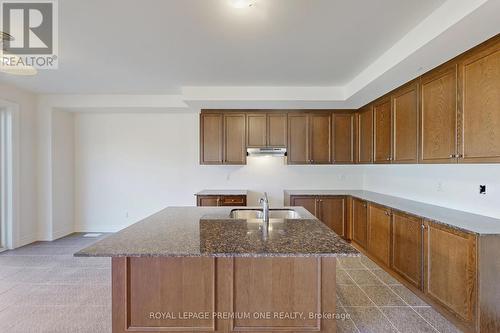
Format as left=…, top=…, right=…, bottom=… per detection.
left=1, top=0, right=58, bottom=69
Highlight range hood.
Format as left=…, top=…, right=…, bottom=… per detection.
left=247, top=147, right=287, bottom=157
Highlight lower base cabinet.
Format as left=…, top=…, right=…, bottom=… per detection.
left=367, top=203, right=391, bottom=267
left=423, top=221, right=477, bottom=326
left=391, top=211, right=423, bottom=289
left=352, top=198, right=368, bottom=249
left=289, top=195, right=347, bottom=239
left=112, top=257, right=337, bottom=333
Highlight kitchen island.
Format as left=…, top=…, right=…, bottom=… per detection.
left=76, top=206, right=358, bottom=333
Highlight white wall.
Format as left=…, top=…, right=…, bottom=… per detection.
left=0, top=84, right=38, bottom=247
left=51, top=110, right=75, bottom=239
left=74, top=112, right=363, bottom=232
left=362, top=164, right=500, bottom=219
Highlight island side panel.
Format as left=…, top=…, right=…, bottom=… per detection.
left=112, top=257, right=337, bottom=333
left=112, top=257, right=221, bottom=333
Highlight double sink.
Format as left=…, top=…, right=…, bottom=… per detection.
left=230, top=209, right=301, bottom=220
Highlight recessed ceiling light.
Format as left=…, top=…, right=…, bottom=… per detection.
left=230, top=0, right=256, bottom=9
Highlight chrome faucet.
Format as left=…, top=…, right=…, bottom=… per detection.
left=259, top=192, right=270, bottom=238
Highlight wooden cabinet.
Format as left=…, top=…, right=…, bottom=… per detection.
left=247, top=112, right=287, bottom=148
left=352, top=198, right=368, bottom=249
left=318, top=196, right=346, bottom=238
left=223, top=113, right=246, bottom=164
left=392, top=81, right=419, bottom=163
left=289, top=196, right=317, bottom=216
left=267, top=113, right=287, bottom=147
left=367, top=203, right=392, bottom=267
left=309, top=113, right=332, bottom=164
left=196, top=195, right=247, bottom=207
left=290, top=195, right=347, bottom=238
left=246, top=113, right=267, bottom=147
left=332, top=112, right=354, bottom=164
left=391, top=211, right=423, bottom=289
left=288, top=113, right=331, bottom=164
left=373, top=97, right=393, bottom=163
left=287, top=114, right=309, bottom=164
left=200, top=112, right=246, bottom=165
left=200, top=113, right=223, bottom=164
left=356, top=105, right=374, bottom=163
left=458, top=39, right=500, bottom=163
left=423, top=221, right=477, bottom=325
left=420, top=63, right=458, bottom=163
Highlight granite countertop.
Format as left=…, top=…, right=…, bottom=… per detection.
left=285, top=190, right=500, bottom=235
left=195, top=190, right=248, bottom=196
left=75, top=206, right=358, bottom=258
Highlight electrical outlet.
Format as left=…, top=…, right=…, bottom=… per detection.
left=479, top=185, right=486, bottom=195
left=437, top=182, right=443, bottom=192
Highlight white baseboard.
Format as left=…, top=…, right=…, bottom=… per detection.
left=75, top=224, right=127, bottom=233
left=52, top=227, right=75, bottom=240
left=16, top=232, right=38, bottom=248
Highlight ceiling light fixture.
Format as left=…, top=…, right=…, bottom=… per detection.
left=230, top=0, right=256, bottom=9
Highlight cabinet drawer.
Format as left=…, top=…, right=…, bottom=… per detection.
left=221, top=196, right=246, bottom=206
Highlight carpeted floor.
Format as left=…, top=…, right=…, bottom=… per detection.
left=0, top=233, right=462, bottom=333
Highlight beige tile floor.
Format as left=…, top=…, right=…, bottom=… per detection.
left=0, top=234, right=462, bottom=333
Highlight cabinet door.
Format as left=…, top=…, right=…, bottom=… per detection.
left=267, top=113, right=287, bottom=147
left=392, top=82, right=419, bottom=163
left=224, top=113, right=246, bottom=164
left=368, top=204, right=391, bottom=267
left=374, top=97, right=392, bottom=163
left=197, top=196, right=220, bottom=206
left=318, top=196, right=346, bottom=238
left=420, top=64, right=458, bottom=163
left=309, top=113, right=332, bottom=164
left=357, top=106, right=373, bottom=163
left=246, top=113, right=267, bottom=147
left=332, top=113, right=354, bottom=164
left=391, top=211, right=423, bottom=289
left=423, top=222, right=476, bottom=323
left=459, top=41, right=500, bottom=163
left=287, top=114, right=309, bottom=164
left=290, top=196, right=317, bottom=217
left=200, top=113, right=223, bottom=164
left=352, top=198, right=368, bottom=249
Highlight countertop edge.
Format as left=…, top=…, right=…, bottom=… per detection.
left=284, top=189, right=500, bottom=235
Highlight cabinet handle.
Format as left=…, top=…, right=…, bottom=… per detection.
left=449, top=154, right=456, bottom=158
left=385, top=211, right=391, bottom=216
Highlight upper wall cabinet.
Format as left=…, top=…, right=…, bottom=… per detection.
left=200, top=111, right=246, bottom=165
left=373, top=97, right=392, bottom=163
left=458, top=39, right=500, bottom=163
left=356, top=105, right=374, bottom=164
left=420, top=63, right=458, bottom=163
left=332, top=112, right=355, bottom=164
left=200, top=112, right=223, bottom=164
left=288, top=112, right=332, bottom=164
left=247, top=112, right=287, bottom=148
left=392, top=81, right=419, bottom=163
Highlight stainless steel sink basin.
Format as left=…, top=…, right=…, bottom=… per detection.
left=230, top=209, right=263, bottom=219
left=230, top=209, right=301, bottom=219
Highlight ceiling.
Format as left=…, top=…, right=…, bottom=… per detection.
left=1, top=0, right=446, bottom=94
